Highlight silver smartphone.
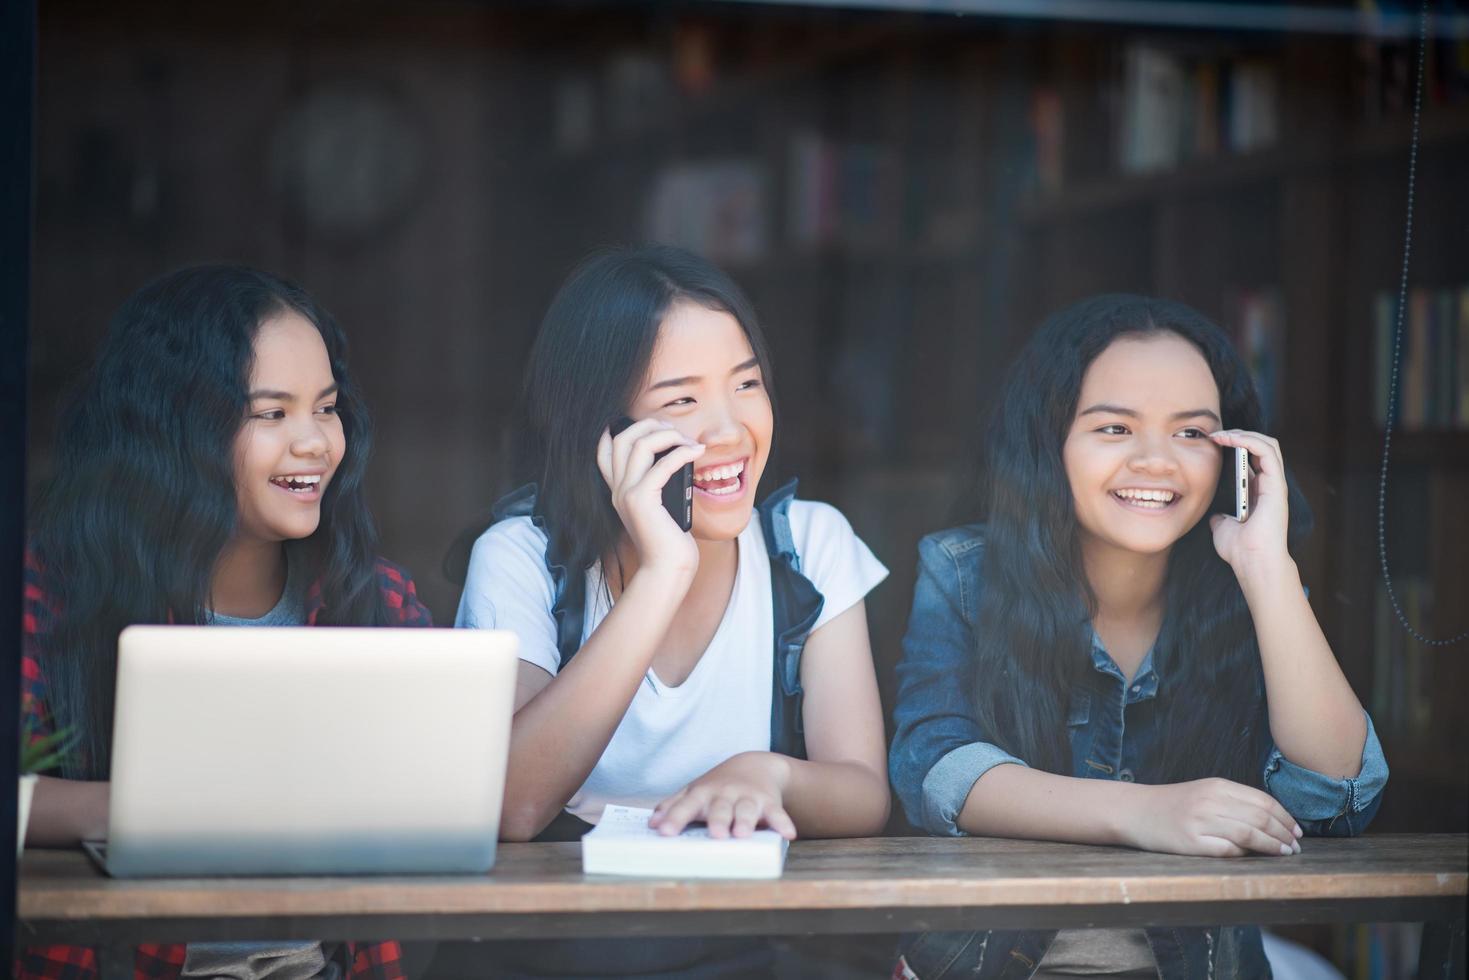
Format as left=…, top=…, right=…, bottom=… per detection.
left=1231, top=446, right=1251, bottom=522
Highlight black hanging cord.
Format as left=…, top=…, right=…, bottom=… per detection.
left=1376, top=0, right=1468, bottom=647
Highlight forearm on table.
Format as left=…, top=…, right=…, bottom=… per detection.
left=956, top=763, right=1135, bottom=846
left=28, top=776, right=108, bottom=846
left=781, top=756, right=890, bottom=838
left=501, top=567, right=687, bottom=839
left=1239, top=559, right=1368, bottom=778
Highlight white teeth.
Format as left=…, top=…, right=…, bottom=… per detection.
left=1114, top=488, right=1176, bottom=506
left=271, top=474, right=322, bottom=492
left=700, top=482, right=741, bottom=496
left=694, top=460, right=745, bottom=483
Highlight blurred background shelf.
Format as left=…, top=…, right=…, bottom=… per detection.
left=25, top=1, right=1469, bottom=850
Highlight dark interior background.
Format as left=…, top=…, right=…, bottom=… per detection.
left=27, top=0, right=1467, bottom=894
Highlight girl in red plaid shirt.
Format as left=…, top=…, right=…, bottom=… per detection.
left=19, top=265, right=429, bottom=980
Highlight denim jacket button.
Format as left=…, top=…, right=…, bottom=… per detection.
left=1119, top=768, right=1134, bottom=782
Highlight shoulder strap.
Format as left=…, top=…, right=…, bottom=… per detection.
left=756, top=478, right=801, bottom=571
left=489, top=483, right=585, bottom=667
left=757, top=479, right=823, bottom=760
left=490, top=482, right=538, bottom=522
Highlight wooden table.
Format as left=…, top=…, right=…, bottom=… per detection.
left=16, top=835, right=1467, bottom=969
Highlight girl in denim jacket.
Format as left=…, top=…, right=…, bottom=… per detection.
left=889, top=294, right=1387, bottom=980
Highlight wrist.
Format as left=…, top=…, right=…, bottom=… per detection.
left=1106, top=781, right=1149, bottom=849
left=1233, top=552, right=1300, bottom=597
left=744, top=751, right=793, bottom=792
left=84, top=781, right=110, bottom=840
left=629, top=560, right=696, bottom=594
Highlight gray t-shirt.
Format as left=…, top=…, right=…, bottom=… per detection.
left=206, top=551, right=308, bottom=628
left=1033, top=928, right=1158, bottom=978
left=187, top=549, right=332, bottom=980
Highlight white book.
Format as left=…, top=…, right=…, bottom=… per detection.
left=1119, top=45, right=1185, bottom=173
left=580, top=805, right=789, bottom=879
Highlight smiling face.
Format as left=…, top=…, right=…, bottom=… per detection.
left=625, top=300, right=773, bottom=542
left=1062, top=332, right=1223, bottom=558
left=232, top=311, right=346, bottom=545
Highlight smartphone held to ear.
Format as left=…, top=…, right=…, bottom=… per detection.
left=1230, top=445, right=1251, bottom=522
left=610, top=416, right=694, bottom=532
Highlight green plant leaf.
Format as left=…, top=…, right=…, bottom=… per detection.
left=20, top=721, right=78, bottom=776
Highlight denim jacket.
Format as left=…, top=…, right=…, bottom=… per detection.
left=889, top=525, right=1389, bottom=980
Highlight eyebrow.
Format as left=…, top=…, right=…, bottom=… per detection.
left=647, top=356, right=761, bottom=391
left=1078, top=403, right=1221, bottom=425
left=248, top=383, right=339, bottom=402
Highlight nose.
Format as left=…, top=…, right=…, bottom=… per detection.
left=290, top=416, right=332, bottom=459
left=1127, top=433, right=1179, bottom=476
left=695, top=397, right=742, bottom=451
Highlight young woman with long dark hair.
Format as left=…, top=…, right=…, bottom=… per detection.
left=20, top=265, right=428, bottom=980
left=889, top=294, right=1386, bottom=979
left=448, top=244, right=889, bottom=977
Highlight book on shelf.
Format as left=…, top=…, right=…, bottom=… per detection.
left=645, top=159, right=769, bottom=264
left=1031, top=42, right=1284, bottom=188
left=1354, top=0, right=1469, bottom=121
left=1191, top=61, right=1221, bottom=158
left=1226, top=60, right=1279, bottom=154
left=1030, top=87, right=1065, bottom=195
left=786, top=130, right=897, bottom=248
left=604, top=50, right=672, bottom=135
left=1406, top=289, right=1430, bottom=430
left=671, top=21, right=717, bottom=96
left=1372, top=577, right=1436, bottom=739
left=1114, top=44, right=1280, bottom=177
left=1119, top=45, right=1187, bottom=173
left=581, top=805, right=789, bottom=879
left=1371, top=284, right=1469, bottom=430
left=1227, top=288, right=1284, bottom=429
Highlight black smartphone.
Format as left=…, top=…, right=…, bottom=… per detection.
left=610, top=416, right=694, bottom=532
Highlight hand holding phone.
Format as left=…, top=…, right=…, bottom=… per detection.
left=610, top=416, right=694, bottom=532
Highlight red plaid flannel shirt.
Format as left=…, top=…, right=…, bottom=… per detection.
left=17, top=550, right=433, bottom=980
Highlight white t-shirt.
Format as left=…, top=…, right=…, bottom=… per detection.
left=455, top=499, right=888, bottom=824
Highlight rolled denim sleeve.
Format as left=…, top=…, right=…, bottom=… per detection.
left=921, top=741, right=1028, bottom=837
left=1263, top=711, right=1388, bottom=836
left=889, top=530, right=1027, bottom=837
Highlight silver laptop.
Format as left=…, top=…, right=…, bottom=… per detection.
left=91, top=625, right=518, bottom=878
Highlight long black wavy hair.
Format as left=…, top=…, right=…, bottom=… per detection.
left=971, top=294, right=1310, bottom=786
left=32, top=264, right=389, bottom=779
left=516, top=244, right=776, bottom=582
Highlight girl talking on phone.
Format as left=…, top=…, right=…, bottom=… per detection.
left=888, top=295, right=1386, bottom=980
left=446, top=245, right=889, bottom=977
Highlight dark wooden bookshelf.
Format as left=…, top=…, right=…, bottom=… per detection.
left=531, top=24, right=907, bottom=170
left=1349, top=431, right=1469, bottom=467
left=1348, top=102, right=1469, bottom=157
left=1019, top=103, right=1469, bottom=227
left=1018, top=143, right=1330, bottom=224
left=727, top=238, right=983, bottom=276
